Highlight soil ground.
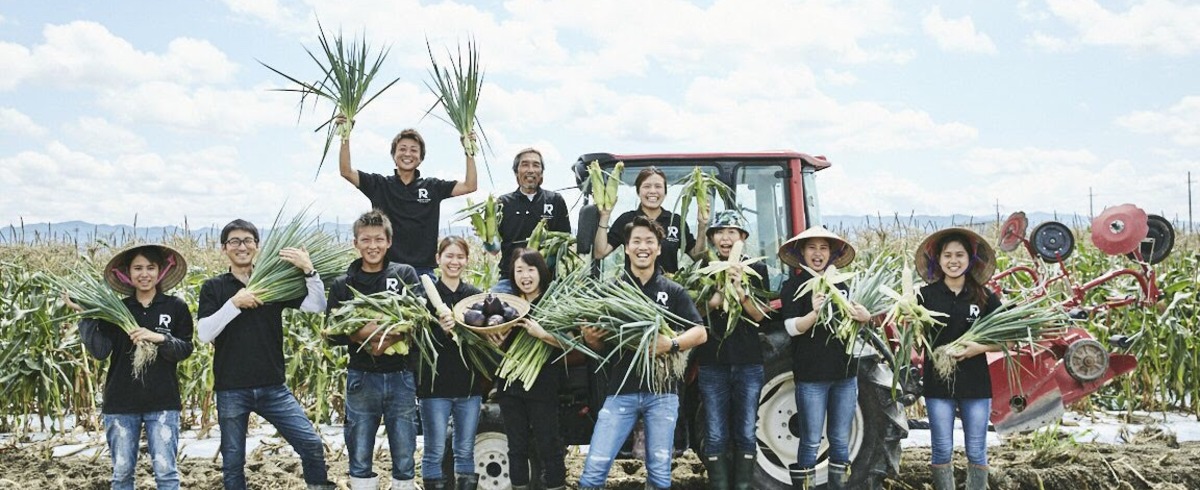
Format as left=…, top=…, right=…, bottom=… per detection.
left=1, top=440, right=1198, bottom=490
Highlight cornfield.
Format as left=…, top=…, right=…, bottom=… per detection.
left=0, top=219, right=1196, bottom=436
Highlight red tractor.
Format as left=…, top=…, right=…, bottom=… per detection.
left=465, top=152, right=1150, bottom=489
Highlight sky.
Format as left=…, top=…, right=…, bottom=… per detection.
left=1, top=0, right=1198, bottom=231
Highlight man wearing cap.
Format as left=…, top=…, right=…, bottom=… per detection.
left=326, top=210, right=424, bottom=490
left=913, top=228, right=1001, bottom=490
left=339, top=125, right=478, bottom=276
left=493, top=148, right=571, bottom=294
left=777, top=226, right=871, bottom=490
left=197, top=219, right=334, bottom=490
left=692, top=210, right=770, bottom=490
left=577, top=216, right=707, bottom=490
left=65, top=244, right=194, bottom=490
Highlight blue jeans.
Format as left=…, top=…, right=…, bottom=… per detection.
left=698, top=364, right=764, bottom=456
left=927, top=397, right=992, bottom=465
left=217, top=384, right=329, bottom=489
left=419, top=396, right=482, bottom=480
left=345, top=369, right=418, bottom=480
left=579, top=393, right=679, bottom=489
left=794, top=376, right=857, bottom=468
left=492, top=278, right=516, bottom=295
left=104, top=410, right=180, bottom=490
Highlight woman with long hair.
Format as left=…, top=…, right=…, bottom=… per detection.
left=592, top=166, right=708, bottom=273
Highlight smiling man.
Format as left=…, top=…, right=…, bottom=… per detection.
left=197, top=219, right=333, bottom=490
left=578, top=216, right=707, bottom=490
left=493, top=148, right=571, bottom=293
left=325, top=210, right=423, bottom=490
left=340, top=127, right=478, bottom=276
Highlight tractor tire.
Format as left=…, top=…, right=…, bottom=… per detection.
left=751, top=355, right=901, bottom=489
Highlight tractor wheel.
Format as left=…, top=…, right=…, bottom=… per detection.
left=751, top=356, right=896, bottom=489
left=1064, top=338, right=1110, bottom=383
left=1126, top=214, right=1175, bottom=265
left=472, top=414, right=546, bottom=490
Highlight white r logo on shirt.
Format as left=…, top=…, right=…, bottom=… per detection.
left=544, top=203, right=554, bottom=216
left=159, top=314, right=172, bottom=329
left=418, top=189, right=429, bottom=200
left=667, top=226, right=679, bottom=240
left=386, top=278, right=399, bottom=292
left=656, top=291, right=669, bottom=305
left=968, top=304, right=981, bottom=321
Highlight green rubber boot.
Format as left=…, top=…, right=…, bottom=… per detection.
left=703, top=453, right=732, bottom=490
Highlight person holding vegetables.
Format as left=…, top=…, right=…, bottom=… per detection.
left=693, top=211, right=770, bottom=490
left=325, top=210, right=423, bottom=490
left=493, top=148, right=572, bottom=294
left=777, top=226, right=871, bottom=490
left=196, top=219, right=334, bottom=490
left=64, top=244, right=194, bottom=490
left=593, top=167, right=708, bottom=274
left=578, top=216, right=708, bottom=490
left=418, top=235, right=488, bottom=490
left=914, top=228, right=1001, bottom=490
left=494, top=248, right=569, bottom=490
left=338, top=120, right=478, bottom=276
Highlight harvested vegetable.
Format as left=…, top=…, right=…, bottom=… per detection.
left=326, top=286, right=439, bottom=372
left=456, top=195, right=502, bottom=252
left=52, top=269, right=156, bottom=379
left=694, top=240, right=770, bottom=337
left=932, top=297, right=1067, bottom=382
left=588, top=160, right=624, bottom=210
left=245, top=206, right=350, bottom=304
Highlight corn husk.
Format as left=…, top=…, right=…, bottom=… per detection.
left=693, top=241, right=771, bottom=338
left=326, top=286, right=439, bottom=373
left=792, top=264, right=857, bottom=328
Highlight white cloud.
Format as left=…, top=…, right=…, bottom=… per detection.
left=63, top=116, right=147, bottom=155
left=823, top=69, right=859, bottom=86
left=0, top=107, right=47, bottom=137
left=1116, top=96, right=1200, bottom=147
left=1024, top=31, right=1076, bottom=53
left=922, top=7, right=997, bottom=54
left=0, top=41, right=34, bottom=90
left=1039, top=0, right=1200, bottom=55
left=96, top=81, right=298, bottom=135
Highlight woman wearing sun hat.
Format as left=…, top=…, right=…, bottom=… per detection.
left=63, top=244, right=194, bottom=490
left=777, top=226, right=871, bottom=490
left=914, top=228, right=1003, bottom=490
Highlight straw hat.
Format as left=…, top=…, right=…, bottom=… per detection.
left=778, top=226, right=856, bottom=269
left=103, top=244, right=189, bottom=296
left=914, top=227, right=996, bottom=284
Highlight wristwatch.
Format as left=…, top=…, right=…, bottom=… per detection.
left=670, top=338, right=680, bottom=354
left=304, top=269, right=319, bottom=278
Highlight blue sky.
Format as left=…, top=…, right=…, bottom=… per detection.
left=1, top=0, right=1197, bottom=229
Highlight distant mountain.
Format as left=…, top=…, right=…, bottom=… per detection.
left=0, top=220, right=474, bottom=245
left=821, top=212, right=1097, bottom=231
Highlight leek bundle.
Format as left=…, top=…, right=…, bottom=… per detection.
left=425, top=38, right=488, bottom=164
left=694, top=240, right=770, bottom=337
left=326, top=287, right=439, bottom=372
left=496, top=269, right=596, bottom=388
left=833, top=255, right=899, bottom=352
left=456, top=195, right=501, bottom=252
left=260, top=21, right=400, bottom=177
left=246, top=208, right=351, bottom=304
left=932, top=297, right=1067, bottom=381
left=588, top=160, right=624, bottom=210
left=53, top=269, right=156, bottom=378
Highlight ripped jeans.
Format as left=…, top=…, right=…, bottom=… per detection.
left=104, top=410, right=180, bottom=490
left=578, top=393, right=679, bottom=489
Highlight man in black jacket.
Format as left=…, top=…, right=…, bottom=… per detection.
left=493, top=148, right=571, bottom=293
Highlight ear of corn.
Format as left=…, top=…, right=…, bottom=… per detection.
left=259, top=20, right=400, bottom=178
left=454, top=196, right=502, bottom=251
left=793, top=264, right=857, bottom=327
left=673, top=166, right=734, bottom=242
left=587, top=160, right=624, bottom=210
left=692, top=240, right=770, bottom=338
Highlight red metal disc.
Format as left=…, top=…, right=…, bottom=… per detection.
left=1090, top=204, right=1149, bottom=255
left=998, top=211, right=1028, bottom=252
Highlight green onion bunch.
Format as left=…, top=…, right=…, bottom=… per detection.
left=496, top=268, right=596, bottom=388
left=932, top=297, right=1068, bottom=382
left=834, top=255, right=899, bottom=352
left=51, top=268, right=156, bottom=378
left=260, top=21, right=400, bottom=177
left=245, top=207, right=351, bottom=304
left=425, top=38, right=488, bottom=160
left=326, top=286, right=439, bottom=373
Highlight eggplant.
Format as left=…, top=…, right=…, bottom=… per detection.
left=482, top=294, right=505, bottom=317
left=462, top=309, right=486, bottom=327
left=469, top=301, right=485, bottom=311
left=486, top=314, right=506, bottom=326
left=502, top=305, right=519, bottom=322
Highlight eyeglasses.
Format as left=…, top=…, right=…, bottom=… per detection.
left=225, top=237, right=258, bottom=247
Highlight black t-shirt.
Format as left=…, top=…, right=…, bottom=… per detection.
left=198, top=273, right=304, bottom=391
left=83, top=293, right=194, bottom=414
left=607, top=209, right=695, bottom=274
left=780, top=271, right=858, bottom=382
left=496, top=296, right=564, bottom=402
left=918, top=281, right=1004, bottom=399
left=326, top=259, right=421, bottom=373
left=497, top=188, right=571, bottom=280
left=418, top=279, right=488, bottom=399
left=357, top=169, right=457, bottom=268
left=605, top=269, right=704, bottom=395
left=694, top=261, right=768, bottom=366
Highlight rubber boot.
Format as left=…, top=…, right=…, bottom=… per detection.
left=827, top=462, right=849, bottom=490
left=967, top=463, right=989, bottom=490
left=454, top=473, right=478, bottom=490
left=421, top=477, right=449, bottom=490
left=346, top=476, right=377, bottom=490
left=731, top=452, right=755, bottom=490
left=307, top=482, right=337, bottom=490
left=390, top=479, right=416, bottom=490
left=703, top=453, right=732, bottom=490
left=788, top=463, right=814, bottom=490
left=931, top=463, right=955, bottom=490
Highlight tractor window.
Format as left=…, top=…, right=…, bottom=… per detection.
left=729, top=164, right=789, bottom=291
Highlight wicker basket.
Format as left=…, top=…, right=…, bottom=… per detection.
left=453, top=292, right=531, bottom=335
